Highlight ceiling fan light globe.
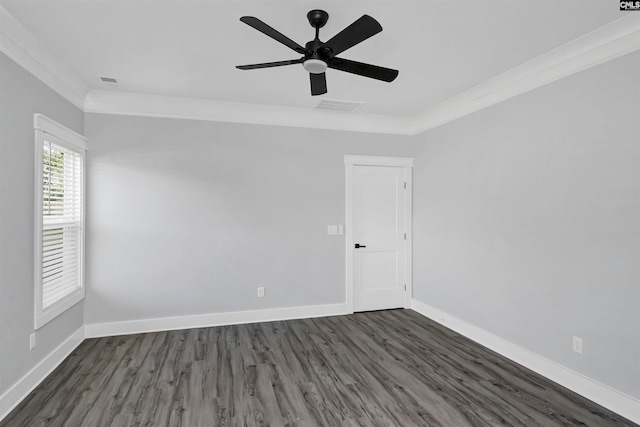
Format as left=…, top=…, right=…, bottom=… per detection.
left=303, top=59, right=328, bottom=74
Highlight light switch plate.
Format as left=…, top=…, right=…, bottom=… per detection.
left=338, top=225, right=344, bottom=235
left=328, top=225, right=338, bottom=235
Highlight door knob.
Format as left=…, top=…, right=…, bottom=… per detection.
left=355, top=243, right=367, bottom=248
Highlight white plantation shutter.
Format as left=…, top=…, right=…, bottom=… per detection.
left=35, top=114, right=87, bottom=329
left=42, top=141, right=83, bottom=307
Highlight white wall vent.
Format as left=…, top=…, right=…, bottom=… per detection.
left=315, top=99, right=364, bottom=112
left=99, top=76, right=118, bottom=83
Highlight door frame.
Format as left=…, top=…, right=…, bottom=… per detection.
left=344, top=155, right=414, bottom=313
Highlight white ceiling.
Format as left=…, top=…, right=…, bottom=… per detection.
left=0, top=0, right=624, bottom=118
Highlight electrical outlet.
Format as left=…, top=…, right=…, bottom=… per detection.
left=257, top=287, right=265, bottom=298
left=29, top=333, right=36, bottom=350
left=573, top=336, right=583, bottom=354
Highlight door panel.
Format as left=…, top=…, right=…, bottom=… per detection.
left=353, top=165, right=407, bottom=311
left=360, top=251, right=398, bottom=290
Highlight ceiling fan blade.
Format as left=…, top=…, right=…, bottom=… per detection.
left=328, top=57, right=398, bottom=82
left=310, top=73, right=327, bottom=96
left=240, top=16, right=308, bottom=55
left=322, top=15, right=382, bottom=56
left=236, top=59, right=303, bottom=70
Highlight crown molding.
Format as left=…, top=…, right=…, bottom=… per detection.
left=0, top=5, right=88, bottom=109
left=84, top=90, right=413, bottom=135
left=409, top=14, right=640, bottom=134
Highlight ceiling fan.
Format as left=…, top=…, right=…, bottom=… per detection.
left=236, top=10, right=399, bottom=96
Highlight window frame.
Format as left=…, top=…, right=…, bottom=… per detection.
left=34, top=114, right=87, bottom=329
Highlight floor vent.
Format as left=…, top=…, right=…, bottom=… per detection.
left=315, top=99, right=364, bottom=112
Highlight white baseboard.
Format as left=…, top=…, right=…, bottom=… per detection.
left=0, top=326, right=85, bottom=422
left=85, top=303, right=349, bottom=338
left=411, top=299, right=640, bottom=425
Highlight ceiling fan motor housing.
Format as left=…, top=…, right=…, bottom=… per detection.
left=303, top=43, right=333, bottom=73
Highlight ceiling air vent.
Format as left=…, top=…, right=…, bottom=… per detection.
left=99, top=76, right=118, bottom=83
left=315, top=99, right=364, bottom=112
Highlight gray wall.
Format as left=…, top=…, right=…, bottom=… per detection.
left=412, top=51, right=640, bottom=398
left=0, top=53, right=85, bottom=396
left=83, top=114, right=413, bottom=324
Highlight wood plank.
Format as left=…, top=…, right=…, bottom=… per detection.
left=1, top=310, right=636, bottom=426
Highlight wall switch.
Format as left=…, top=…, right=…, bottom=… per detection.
left=338, top=225, right=344, bottom=235
left=327, top=225, right=338, bottom=235
left=573, top=336, right=583, bottom=354
left=29, top=333, right=36, bottom=350
left=257, top=287, right=265, bottom=298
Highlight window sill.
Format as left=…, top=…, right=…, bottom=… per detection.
left=34, top=288, right=85, bottom=330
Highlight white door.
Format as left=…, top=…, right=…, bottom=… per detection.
left=352, top=165, right=408, bottom=312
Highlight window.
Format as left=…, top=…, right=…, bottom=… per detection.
left=34, top=114, right=87, bottom=329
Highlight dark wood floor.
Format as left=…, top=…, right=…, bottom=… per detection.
left=2, top=310, right=636, bottom=426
